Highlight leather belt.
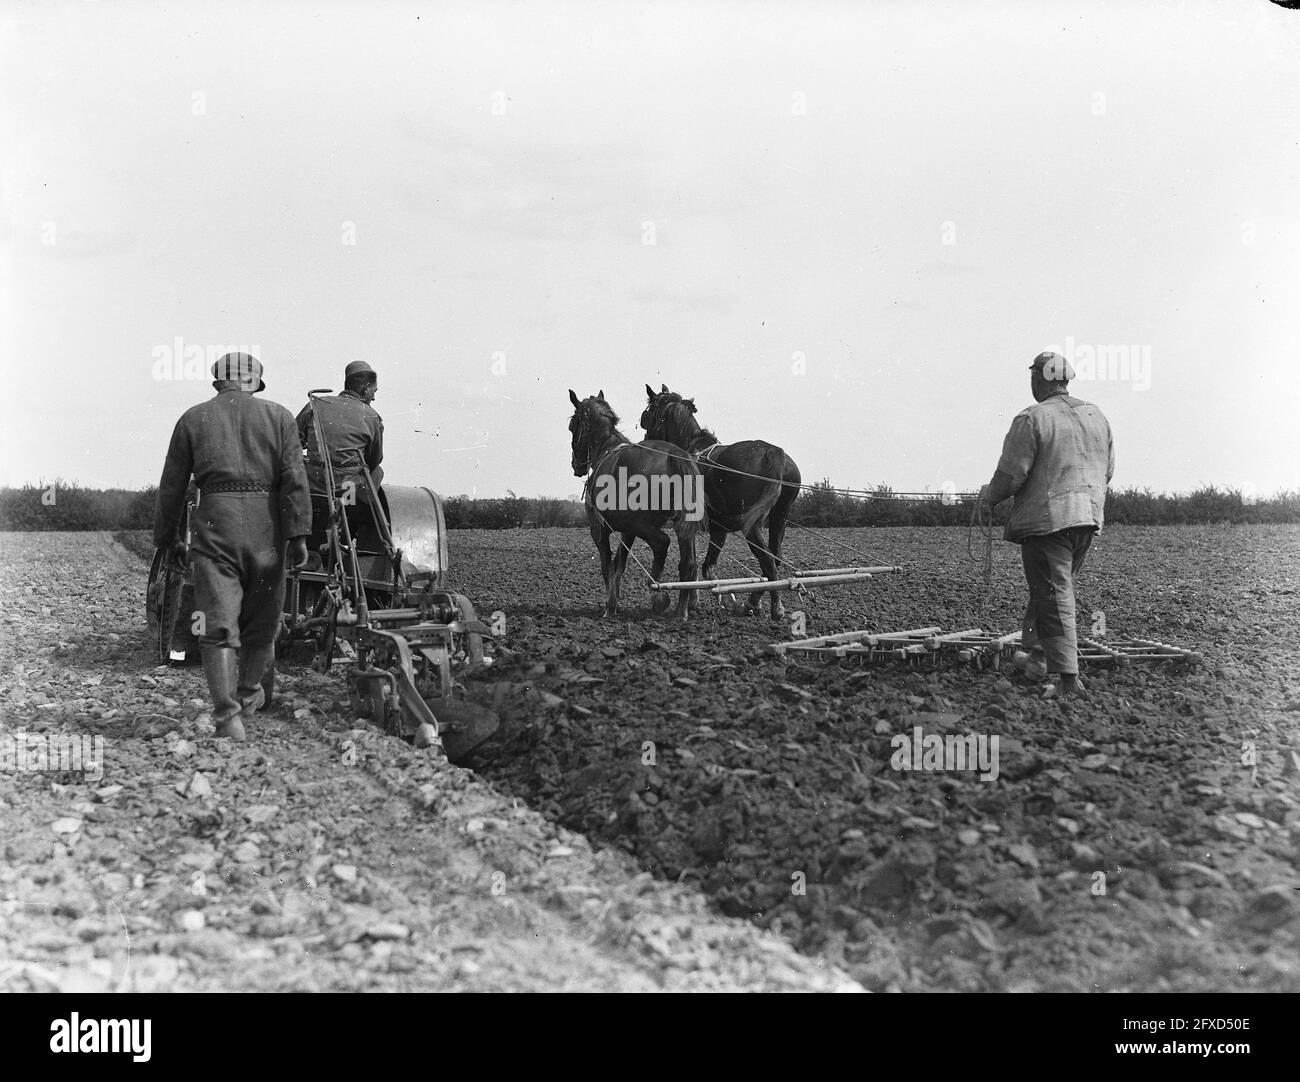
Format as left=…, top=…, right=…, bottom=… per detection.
left=201, top=481, right=278, bottom=494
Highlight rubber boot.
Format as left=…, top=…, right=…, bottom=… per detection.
left=1042, top=673, right=1088, bottom=700
left=1059, top=673, right=1088, bottom=698
left=1012, top=649, right=1047, bottom=680
left=201, top=646, right=245, bottom=740
left=237, top=643, right=275, bottom=720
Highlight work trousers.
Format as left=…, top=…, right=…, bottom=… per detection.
left=1019, top=526, right=1096, bottom=676
left=190, top=492, right=286, bottom=650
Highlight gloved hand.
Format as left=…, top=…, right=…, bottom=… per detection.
left=168, top=539, right=188, bottom=571
left=287, top=536, right=309, bottom=571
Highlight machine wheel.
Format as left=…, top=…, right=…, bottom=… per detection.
left=151, top=552, right=185, bottom=665
left=311, top=592, right=336, bottom=672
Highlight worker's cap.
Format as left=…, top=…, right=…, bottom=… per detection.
left=344, top=360, right=377, bottom=381
left=211, top=352, right=265, bottom=392
left=1029, top=350, right=1075, bottom=382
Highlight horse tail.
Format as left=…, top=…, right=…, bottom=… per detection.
left=674, top=453, right=706, bottom=542
left=768, top=447, right=799, bottom=505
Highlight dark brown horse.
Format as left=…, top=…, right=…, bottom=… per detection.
left=640, top=384, right=800, bottom=620
left=569, top=389, right=702, bottom=620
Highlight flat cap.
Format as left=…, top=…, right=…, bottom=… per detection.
left=211, top=352, right=266, bottom=392
left=345, top=360, right=377, bottom=380
left=1030, top=350, right=1075, bottom=382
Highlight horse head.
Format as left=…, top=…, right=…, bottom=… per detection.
left=640, top=384, right=697, bottom=445
left=568, top=389, right=620, bottom=477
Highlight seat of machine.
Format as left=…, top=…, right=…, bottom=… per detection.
left=308, top=485, right=391, bottom=554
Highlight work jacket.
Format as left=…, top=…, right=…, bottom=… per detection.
left=988, top=392, right=1114, bottom=543
left=154, top=388, right=312, bottom=547
left=296, top=391, right=384, bottom=494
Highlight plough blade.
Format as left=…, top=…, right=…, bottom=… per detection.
left=426, top=697, right=500, bottom=764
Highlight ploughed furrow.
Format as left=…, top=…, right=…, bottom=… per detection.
left=0, top=532, right=856, bottom=992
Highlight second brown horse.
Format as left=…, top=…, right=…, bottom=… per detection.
left=641, top=384, right=800, bottom=620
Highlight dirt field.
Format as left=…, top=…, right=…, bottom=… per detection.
left=0, top=533, right=854, bottom=992
left=2, top=524, right=1298, bottom=992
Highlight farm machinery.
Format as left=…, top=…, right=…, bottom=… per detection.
left=146, top=390, right=500, bottom=763
left=766, top=625, right=1201, bottom=671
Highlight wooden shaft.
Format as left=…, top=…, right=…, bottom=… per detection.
left=717, top=571, right=876, bottom=594
left=768, top=626, right=941, bottom=654
left=651, top=576, right=764, bottom=591
left=654, top=567, right=899, bottom=591
left=786, top=566, right=901, bottom=576
left=808, top=625, right=941, bottom=648
left=791, top=572, right=880, bottom=587
left=926, top=628, right=985, bottom=644
left=715, top=577, right=795, bottom=594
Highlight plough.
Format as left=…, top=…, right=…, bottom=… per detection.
left=147, top=390, right=501, bottom=764
left=768, top=626, right=1200, bottom=670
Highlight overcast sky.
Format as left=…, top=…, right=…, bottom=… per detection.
left=2, top=0, right=1298, bottom=499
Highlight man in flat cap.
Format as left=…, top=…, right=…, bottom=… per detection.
left=296, top=361, right=385, bottom=536
left=980, top=351, right=1115, bottom=697
left=154, top=353, right=312, bottom=739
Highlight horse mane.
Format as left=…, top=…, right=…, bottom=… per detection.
left=584, top=397, right=629, bottom=446
left=655, top=395, right=718, bottom=451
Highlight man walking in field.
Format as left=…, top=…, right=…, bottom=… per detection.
left=154, top=353, right=312, bottom=740
left=980, top=351, right=1114, bottom=697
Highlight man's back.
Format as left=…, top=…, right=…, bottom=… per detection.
left=177, top=391, right=304, bottom=489
left=997, top=394, right=1114, bottom=541
left=297, top=392, right=383, bottom=484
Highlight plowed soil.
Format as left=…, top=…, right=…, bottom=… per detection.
left=3, top=525, right=1298, bottom=992
left=0, top=532, right=854, bottom=992
left=456, top=523, right=1300, bottom=991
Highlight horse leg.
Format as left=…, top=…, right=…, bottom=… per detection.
left=605, top=534, right=631, bottom=619
left=673, top=518, right=699, bottom=621
left=766, top=466, right=799, bottom=620
left=743, top=523, right=782, bottom=620
left=702, top=522, right=738, bottom=609
left=637, top=526, right=671, bottom=613
left=588, top=513, right=612, bottom=586
left=766, top=506, right=793, bottom=621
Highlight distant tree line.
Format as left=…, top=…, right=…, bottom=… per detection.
left=0, top=483, right=156, bottom=531
left=793, top=481, right=1300, bottom=528
left=442, top=493, right=586, bottom=529
left=1, top=481, right=1296, bottom=532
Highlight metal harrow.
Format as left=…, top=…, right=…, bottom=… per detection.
left=768, top=626, right=1200, bottom=670
left=766, top=626, right=1022, bottom=668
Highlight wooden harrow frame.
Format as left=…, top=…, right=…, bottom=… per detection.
left=1075, top=636, right=1202, bottom=668
left=767, top=626, right=1200, bottom=670
left=649, top=565, right=901, bottom=597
